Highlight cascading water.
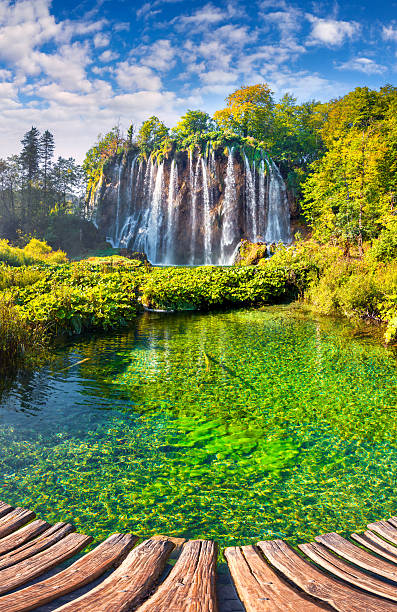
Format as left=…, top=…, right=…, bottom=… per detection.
left=146, top=162, right=164, bottom=263
left=243, top=153, right=257, bottom=241
left=201, top=157, right=211, bottom=265
left=220, top=148, right=238, bottom=264
left=190, top=157, right=201, bottom=265
left=95, top=148, right=291, bottom=265
left=265, top=160, right=291, bottom=244
left=165, top=160, right=178, bottom=264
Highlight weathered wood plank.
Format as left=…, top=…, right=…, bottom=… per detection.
left=0, top=502, right=13, bottom=520
left=300, top=541, right=397, bottom=601
left=368, top=521, right=397, bottom=546
left=316, top=532, right=397, bottom=579
left=0, top=532, right=91, bottom=595
left=225, top=545, right=329, bottom=611
left=351, top=530, right=397, bottom=564
left=0, top=519, right=50, bottom=557
left=136, top=539, right=218, bottom=612
left=0, top=508, right=36, bottom=540
left=54, top=537, right=175, bottom=612
left=258, top=539, right=397, bottom=611
left=0, top=522, right=74, bottom=571
left=0, top=533, right=137, bottom=612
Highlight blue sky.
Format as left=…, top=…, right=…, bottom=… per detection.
left=0, top=0, right=396, bottom=160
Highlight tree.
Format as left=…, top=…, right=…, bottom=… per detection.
left=20, top=127, right=41, bottom=224
left=83, top=126, right=127, bottom=193
left=136, top=116, right=169, bottom=156
left=127, top=123, right=134, bottom=145
left=172, top=110, right=215, bottom=139
left=40, top=130, right=55, bottom=208
left=213, top=84, right=274, bottom=138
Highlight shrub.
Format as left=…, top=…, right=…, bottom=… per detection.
left=366, top=229, right=397, bottom=263
left=0, top=297, right=47, bottom=372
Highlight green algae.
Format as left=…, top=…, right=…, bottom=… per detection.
left=0, top=306, right=397, bottom=549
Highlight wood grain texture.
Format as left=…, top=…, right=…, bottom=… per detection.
left=258, top=539, right=397, bottom=612
left=300, top=541, right=397, bottom=601
left=0, top=533, right=137, bottom=612
left=0, top=508, right=36, bottom=539
left=0, top=531, right=91, bottom=595
left=54, top=537, right=175, bottom=612
left=225, top=545, right=329, bottom=611
left=0, top=502, right=13, bottom=520
left=136, top=539, right=218, bottom=612
left=351, top=530, right=397, bottom=563
left=316, top=532, right=397, bottom=580
left=0, top=522, right=74, bottom=571
left=0, top=520, right=50, bottom=557
left=368, top=520, right=397, bottom=545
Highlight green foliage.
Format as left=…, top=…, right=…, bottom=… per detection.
left=0, top=239, right=67, bottom=266
left=302, top=86, right=397, bottom=251
left=366, top=228, right=397, bottom=263
left=0, top=296, right=47, bottom=373
left=136, top=116, right=169, bottom=158
left=83, top=126, right=127, bottom=193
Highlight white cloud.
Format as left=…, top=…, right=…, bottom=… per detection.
left=140, top=39, right=176, bottom=72
left=337, top=57, right=387, bottom=75
left=307, top=16, right=360, bottom=46
left=115, top=62, right=162, bottom=91
left=382, top=25, right=397, bottom=42
left=99, top=49, right=119, bottom=63
left=200, top=69, right=238, bottom=85
left=177, top=3, right=226, bottom=28
left=93, top=33, right=110, bottom=48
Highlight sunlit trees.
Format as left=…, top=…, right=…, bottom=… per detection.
left=136, top=116, right=169, bottom=156
left=302, top=86, right=397, bottom=254
left=214, top=84, right=274, bottom=139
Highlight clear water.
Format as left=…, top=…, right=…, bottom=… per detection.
left=1, top=306, right=397, bottom=549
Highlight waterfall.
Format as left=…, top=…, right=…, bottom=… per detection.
left=189, top=156, right=201, bottom=265
left=146, top=162, right=164, bottom=263
left=95, top=148, right=290, bottom=265
left=201, top=157, right=211, bottom=264
left=220, top=148, right=237, bottom=264
left=114, top=160, right=123, bottom=246
left=165, top=159, right=178, bottom=264
left=243, top=153, right=257, bottom=241
left=265, top=160, right=290, bottom=244
left=258, top=159, right=266, bottom=239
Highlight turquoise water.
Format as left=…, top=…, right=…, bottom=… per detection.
left=1, top=306, right=397, bottom=548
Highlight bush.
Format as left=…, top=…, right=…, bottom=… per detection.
left=0, top=239, right=67, bottom=266
left=0, top=297, right=47, bottom=372
left=366, top=229, right=397, bottom=263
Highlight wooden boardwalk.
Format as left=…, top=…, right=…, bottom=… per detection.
left=1, top=501, right=397, bottom=610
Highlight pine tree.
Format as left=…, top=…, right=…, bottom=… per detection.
left=40, top=130, right=55, bottom=209
left=20, top=127, right=41, bottom=224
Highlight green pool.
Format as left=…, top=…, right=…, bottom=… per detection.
left=1, top=306, right=397, bottom=548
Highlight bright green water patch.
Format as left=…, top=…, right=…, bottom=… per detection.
left=1, top=306, right=397, bottom=548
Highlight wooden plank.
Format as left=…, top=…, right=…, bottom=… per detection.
left=0, top=522, right=74, bottom=571
left=316, top=532, right=397, bottom=580
left=54, top=537, right=175, bottom=612
left=225, top=545, right=329, bottom=611
left=300, top=541, right=397, bottom=601
left=0, top=502, right=13, bottom=520
left=0, top=508, right=36, bottom=539
left=368, top=521, right=397, bottom=546
left=0, top=520, right=50, bottom=557
left=136, top=539, right=218, bottom=612
left=351, top=531, right=397, bottom=564
left=258, top=539, right=397, bottom=611
left=0, top=533, right=137, bottom=612
left=0, top=531, right=91, bottom=595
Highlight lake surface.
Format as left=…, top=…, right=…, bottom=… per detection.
left=1, top=306, right=397, bottom=548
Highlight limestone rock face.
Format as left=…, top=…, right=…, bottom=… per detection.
left=90, top=148, right=292, bottom=265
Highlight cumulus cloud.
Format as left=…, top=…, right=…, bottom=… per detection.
left=99, top=49, right=119, bottom=63
left=336, top=57, right=387, bottom=75
left=115, top=62, right=162, bottom=91
left=93, top=33, right=110, bottom=48
left=140, top=39, right=176, bottom=72
left=307, top=16, right=360, bottom=46
left=382, top=25, right=397, bottom=42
